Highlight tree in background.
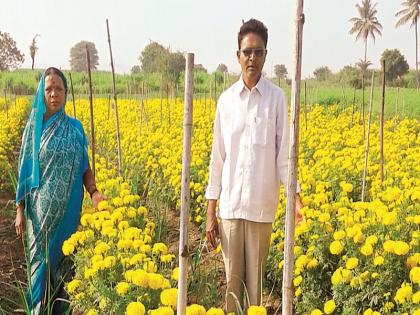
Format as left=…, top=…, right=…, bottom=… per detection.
left=29, top=34, right=40, bottom=70
left=349, top=0, right=382, bottom=125
left=380, top=49, right=409, bottom=83
left=396, top=0, right=420, bottom=89
left=338, top=65, right=362, bottom=88
left=139, top=41, right=185, bottom=84
left=194, top=64, right=207, bottom=73
left=69, top=41, right=99, bottom=71
left=313, top=66, right=332, bottom=81
left=274, top=64, right=288, bottom=85
left=131, top=65, right=141, bottom=74
left=0, top=31, right=24, bottom=71
left=216, top=63, right=228, bottom=73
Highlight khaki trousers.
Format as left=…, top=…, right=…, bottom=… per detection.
left=219, top=219, right=272, bottom=313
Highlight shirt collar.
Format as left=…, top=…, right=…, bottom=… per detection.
left=236, top=75, right=265, bottom=97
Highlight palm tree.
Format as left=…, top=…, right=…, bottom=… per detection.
left=349, top=0, right=382, bottom=137
left=396, top=0, right=420, bottom=89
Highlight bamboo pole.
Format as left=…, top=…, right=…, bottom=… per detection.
left=361, top=73, right=366, bottom=140
left=177, top=53, right=194, bottom=315
left=4, top=90, right=8, bottom=119
left=166, top=84, right=171, bottom=127
left=282, top=1, right=304, bottom=314
left=361, top=72, right=375, bottom=202
left=351, top=87, right=356, bottom=126
left=106, top=19, right=123, bottom=177
left=393, top=87, right=399, bottom=132
left=68, top=72, right=76, bottom=118
left=160, top=74, right=163, bottom=126
left=341, top=85, right=347, bottom=111
left=304, top=80, right=307, bottom=131
left=379, top=60, right=386, bottom=186
left=85, top=45, right=96, bottom=181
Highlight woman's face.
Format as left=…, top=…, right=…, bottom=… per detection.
left=44, top=73, right=65, bottom=116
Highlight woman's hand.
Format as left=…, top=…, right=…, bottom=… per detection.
left=92, top=191, right=106, bottom=209
left=15, top=206, right=25, bottom=236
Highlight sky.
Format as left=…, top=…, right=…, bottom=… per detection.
left=0, top=0, right=415, bottom=78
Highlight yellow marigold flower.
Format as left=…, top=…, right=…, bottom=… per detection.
left=330, top=241, right=344, bottom=255
left=324, top=299, right=336, bottom=314
left=293, top=275, right=303, bottom=287
left=247, top=305, right=267, bottom=315
left=346, top=257, right=359, bottom=270
left=383, top=240, right=395, bottom=254
left=97, top=200, right=109, bottom=211
left=62, top=240, right=75, bottom=256
left=363, top=308, right=373, bottom=315
left=80, top=213, right=93, bottom=226
left=115, top=281, right=130, bottom=296
left=413, top=308, right=420, bottom=315
left=118, top=220, right=129, bottom=230
left=310, top=309, right=322, bottom=315
left=150, top=307, right=175, bottom=315
left=365, top=235, right=378, bottom=245
left=333, top=230, right=346, bottom=240
left=66, top=279, right=82, bottom=294
left=394, top=241, right=410, bottom=256
left=172, top=267, right=179, bottom=281
left=148, top=273, right=167, bottom=290
left=126, top=301, right=145, bottom=315
left=132, top=269, right=148, bottom=287
left=307, top=258, right=319, bottom=269
left=410, top=266, right=420, bottom=284
left=295, top=287, right=302, bottom=297
left=86, top=309, right=97, bottom=315
left=84, top=268, right=97, bottom=279
left=394, top=283, right=413, bottom=304
left=153, top=242, right=169, bottom=255
left=206, top=307, right=224, bottom=315
left=361, top=243, right=373, bottom=256
left=373, top=256, right=384, bottom=266
left=103, top=256, right=116, bottom=268
left=185, top=304, right=206, bottom=315
left=278, top=260, right=284, bottom=270
left=413, top=291, right=420, bottom=304
left=160, top=288, right=178, bottom=307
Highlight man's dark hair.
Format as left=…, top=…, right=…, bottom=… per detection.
left=44, top=67, right=68, bottom=94
left=238, top=18, right=268, bottom=49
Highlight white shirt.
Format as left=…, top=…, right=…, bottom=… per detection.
left=205, top=77, right=300, bottom=223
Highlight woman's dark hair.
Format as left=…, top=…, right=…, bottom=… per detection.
left=238, top=19, right=268, bottom=49
left=44, top=67, right=68, bottom=94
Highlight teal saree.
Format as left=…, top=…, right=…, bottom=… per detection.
left=16, top=73, right=88, bottom=314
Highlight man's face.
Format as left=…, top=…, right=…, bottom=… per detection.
left=237, top=32, right=266, bottom=85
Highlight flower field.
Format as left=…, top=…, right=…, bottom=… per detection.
left=1, top=95, right=419, bottom=314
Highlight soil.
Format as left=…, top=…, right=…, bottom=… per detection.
left=0, top=194, right=27, bottom=315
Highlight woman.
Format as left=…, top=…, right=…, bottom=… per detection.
left=14, top=67, right=104, bottom=314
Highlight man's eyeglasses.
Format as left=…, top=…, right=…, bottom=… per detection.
left=240, top=47, right=266, bottom=58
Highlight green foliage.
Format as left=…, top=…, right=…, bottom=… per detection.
left=274, top=64, right=288, bottom=80
left=313, top=66, right=333, bottom=81
left=380, top=49, right=410, bottom=83
left=69, top=41, right=99, bottom=71
left=338, top=65, right=362, bottom=89
left=0, top=31, right=25, bottom=71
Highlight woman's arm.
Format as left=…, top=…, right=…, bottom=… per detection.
left=83, top=164, right=105, bottom=208
left=15, top=201, right=25, bottom=236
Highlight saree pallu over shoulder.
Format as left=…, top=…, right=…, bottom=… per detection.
left=25, top=111, right=88, bottom=314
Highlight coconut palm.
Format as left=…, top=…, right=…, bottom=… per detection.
left=396, top=0, right=420, bottom=89
left=349, top=0, right=382, bottom=137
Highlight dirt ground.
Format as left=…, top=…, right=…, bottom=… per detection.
left=0, top=194, right=27, bottom=315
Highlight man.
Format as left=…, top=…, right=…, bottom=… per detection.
left=205, top=18, right=303, bottom=312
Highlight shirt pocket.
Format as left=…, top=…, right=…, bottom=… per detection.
left=251, top=116, right=272, bottom=146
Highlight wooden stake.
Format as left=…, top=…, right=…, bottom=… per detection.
left=304, top=80, right=307, bottom=131
left=361, top=73, right=366, bottom=140
left=282, top=1, right=304, bottom=314
left=361, top=72, right=375, bottom=202
left=68, top=72, right=76, bottom=118
left=106, top=19, right=123, bottom=177
left=351, top=87, right=356, bottom=126
left=85, top=45, right=96, bottom=181
left=393, top=87, right=399, bottom=132
left=177, top=53, right=194, bottom=315
left=379, top=60, right=386, bottom=186
left=160, top=74, right=163, bottom=126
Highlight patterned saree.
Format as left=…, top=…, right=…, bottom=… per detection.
left=16, top=73, right=88, bottom=314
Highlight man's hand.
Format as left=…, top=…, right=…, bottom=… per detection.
left=206, top=200, right=219, bottom=250
left=92, top=191, right=106, bottom=209
left=295, top=193, right=304, bottom=225
left=15, top=205, right=25, bottom=236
